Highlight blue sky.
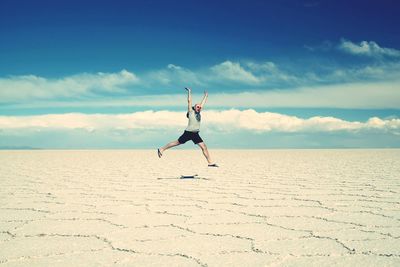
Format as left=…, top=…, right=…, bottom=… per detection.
left=1, top=0, right=400, bottom=148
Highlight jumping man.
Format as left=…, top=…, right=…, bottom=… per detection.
left=157, top=87, right=218, bottom=167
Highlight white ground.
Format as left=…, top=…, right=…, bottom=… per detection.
left=1, top=149, right=400, bottom=266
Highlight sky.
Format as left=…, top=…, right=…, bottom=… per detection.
left=1, top=0, right=400, bottom=149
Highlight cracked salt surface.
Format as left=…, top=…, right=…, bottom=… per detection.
left=1, top=149, right=400, bottom=266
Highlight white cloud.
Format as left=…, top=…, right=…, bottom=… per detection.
left=210, top=61, right=260, bottom=84
left=338, top=39, right=400, bottom=58
left=245, top=61, right=300, bottom=84
left=167, top=64, right=182, bottom=70
left=325, top=61, right=400, bottom=84
left=246, top=61, right=277, bottom=72
left=0, top=69, right=139, bottom=102
left=146, top=64, right=202, bottom=87
left=1, top=110, right=399, bottom=134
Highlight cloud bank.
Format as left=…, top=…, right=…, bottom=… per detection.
left=1, top=110, right=399, bottom=134
left=1, top=39, right=399, bottom=110
left=2, top=79, right=399, bottom=109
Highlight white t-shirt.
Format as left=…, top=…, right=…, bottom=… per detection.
left=185, top=110, right=201, bottom=132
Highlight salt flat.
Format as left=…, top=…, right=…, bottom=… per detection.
left=0, top=149, right=399, bottom=266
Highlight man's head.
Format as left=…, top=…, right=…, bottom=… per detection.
left=193, top=104, right=202, bottom=113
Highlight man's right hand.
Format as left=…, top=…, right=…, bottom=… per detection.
left=185, top=87, right=191, bottom=92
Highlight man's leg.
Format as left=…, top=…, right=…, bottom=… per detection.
left=197, top=142, right=213, bottom=164
left=159, top=140, right=180, bottom=155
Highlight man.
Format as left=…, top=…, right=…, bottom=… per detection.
left=157, top=87, right=218, bottom=167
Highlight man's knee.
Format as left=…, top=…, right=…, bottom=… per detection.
left=198, top=143, right=206, bottom=150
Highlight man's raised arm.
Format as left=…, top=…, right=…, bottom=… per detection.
left=200, top=90, right=208, bottom=108
left=185, top=87, right=192, bottom=111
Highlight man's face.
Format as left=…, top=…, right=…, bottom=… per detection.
left=195, top=105, right=202, bottom=112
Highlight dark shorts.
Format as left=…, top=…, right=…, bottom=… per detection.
left=178, top=130, right=203, bottom=144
